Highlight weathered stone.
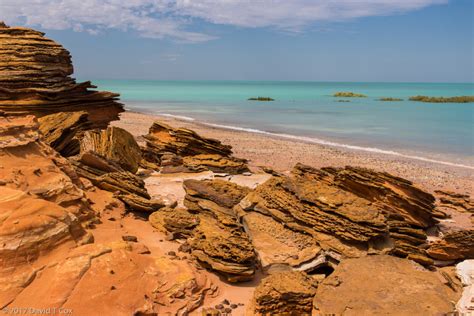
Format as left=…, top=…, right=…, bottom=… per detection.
left=143, top=121, right=233, bottom=157
left=0, top=187, right=89, bottom=267
left=184, top=179, right=256, bottom=282
left=142, top=121, right=249, bottom=174
left=0, top=115, right=39, bottom=148
left=181, top=154, right=249, bottom=174
left=149, top=207, right=200, bottom=239
left=427, top=230, right=474, bottom=261
left=0, top=24, right=123, bottom=128
left=435, top=190, right=474, bottom=214
left=0, top=115, right=93, bottom=221
left=70, top=126, right=162, bottom=212
left=150, top=179, right=256, bottom=282
left=240, top=164, right=437, bottom=265
left=80, top=126, right=142, bottom=174
left=456, top=260, right=474, bottom=313
left=241, top=211, right=322, bottom=271
left=0, top=242, right=215, bottom=315
left=313, top=255, right=460, bottom=315
left=252, top=271, right=317, bottom=315
left=37, top=111, right=90, bottom=156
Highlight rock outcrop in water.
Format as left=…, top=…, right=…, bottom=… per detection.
left=333, top=91, right=367, bottom=97
left=0, top=23, right=123, bottom=128
left=409, top=95, right=474, bottom=103
left=142, top=121, right=249, bottom=174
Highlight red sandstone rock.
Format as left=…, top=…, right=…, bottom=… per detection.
left=0, top=23, right=123, bottom=128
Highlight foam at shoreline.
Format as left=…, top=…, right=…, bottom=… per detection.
left=157, top=113, right=474, bottom=170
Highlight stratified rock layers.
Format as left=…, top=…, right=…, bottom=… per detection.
left=240, top=164, right=439, bottom=266
left=0, top=23, right=123, bottom=128
left=142, top=121, right=249, bottom=174
left=71, top=126, right=165, bottom=212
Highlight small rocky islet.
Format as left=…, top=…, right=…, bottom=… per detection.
left=248, top=97, right=274, bottom=101
left=333, top=92, right=474, bottom=103
left=1, top=22, right=473, bottom=315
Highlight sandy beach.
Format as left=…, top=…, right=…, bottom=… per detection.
left=114, top=111, right=474, bottom=195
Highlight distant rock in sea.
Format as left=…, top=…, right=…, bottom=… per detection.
left=379, top=97, right=404, bottom=101
left=333, top=91, right=367, bottom=97
left=0, top=22, right=124, bottom=128
left=248, top=97, right=275, bottom=101
left=409, top=95, right=474, bottom=103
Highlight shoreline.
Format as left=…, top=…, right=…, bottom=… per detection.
left=159, top=112, right=474, bottom=170
left=124, top=104, right=474, bottom=168
left=113, top=110, right=474, bottom=195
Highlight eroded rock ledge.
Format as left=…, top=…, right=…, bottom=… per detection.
left=0, top=23, right=123, bottom=128
left=142, top=121, right=249, bottom=174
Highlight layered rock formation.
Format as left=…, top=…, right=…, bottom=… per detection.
left=70, top=126, right=165, bottom=212
left=37, top=111, right=90, bottom=156
left=240, top=164, right=439, bottom=267
left=0, top=23, right=123, bottom=128
left=0, top=113, right=215, bottom=316
left=313, top=255, right=460, bottom=315
left=427, top=230, right=474, bottom=261
left=142, top=121, right=249, bottom=174
left=435, top=190, right=474, bottom=215
left=150, top=179, right=256, bottom=282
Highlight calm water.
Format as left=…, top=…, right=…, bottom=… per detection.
left=92, top=80, right=474, bottom=166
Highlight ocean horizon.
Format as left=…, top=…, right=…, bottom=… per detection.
left=92, top=80, right=474, bottom=167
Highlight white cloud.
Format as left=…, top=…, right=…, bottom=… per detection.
left=1, top=0, right=447, bottom=42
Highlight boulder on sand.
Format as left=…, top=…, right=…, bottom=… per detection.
left=142, top=121, right=249, bottom=174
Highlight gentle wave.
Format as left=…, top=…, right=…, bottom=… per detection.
left=157, top=113, right=474, bottom=170
left=159, top=113, right=195, bottom=121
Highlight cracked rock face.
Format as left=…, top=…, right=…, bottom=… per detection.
left=0, top=23, right=123, bottom=128
left=0, top=114, right=216, bottom=315
left=313, top=255, right=460, bottom=315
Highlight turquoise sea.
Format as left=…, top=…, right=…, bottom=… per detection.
left=92, top=80, right=474, bottom=168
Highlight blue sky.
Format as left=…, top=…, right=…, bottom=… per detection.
left=2, top=0, right=473, bottom=82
